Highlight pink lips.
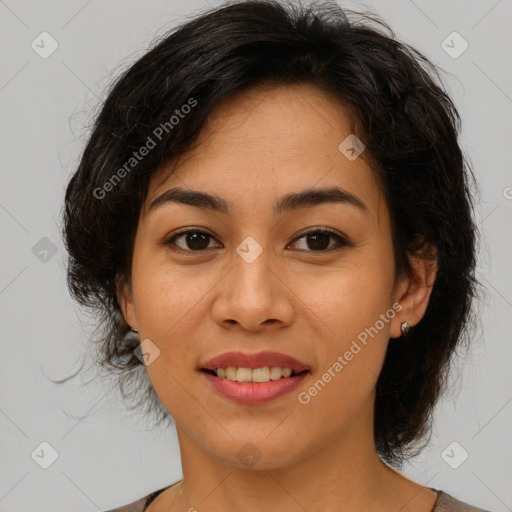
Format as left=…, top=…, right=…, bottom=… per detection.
left=199, top=351, right=310, bottom=405
left=201, top=371, right=309, bottom=404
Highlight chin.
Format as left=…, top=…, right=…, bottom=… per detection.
left=205, top=432, right=306, bottom=471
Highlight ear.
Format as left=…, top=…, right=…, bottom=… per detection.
left=116, top=274, right=138, bottom=331
left=390, top=244, right=437, bottom=339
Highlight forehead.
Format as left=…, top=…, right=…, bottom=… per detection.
left=145, top=83, right=385, bottom=221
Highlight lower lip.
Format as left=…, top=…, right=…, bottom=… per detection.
left=200, top=370, right=310, bottom=404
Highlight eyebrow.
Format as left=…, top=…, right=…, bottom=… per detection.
left=148, top=186, right=368, bottom=215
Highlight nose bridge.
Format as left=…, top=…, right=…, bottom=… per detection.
left=232, top=233, right=274, bottom=302
left=211, top=230, right=294, bottom=330
left=212, top=213, right=295, bottom=332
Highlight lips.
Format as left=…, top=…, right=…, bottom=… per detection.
left=200, top=351, right=310, bottom=374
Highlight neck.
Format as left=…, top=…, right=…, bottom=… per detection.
left=157, top=402, right=436, bottom=512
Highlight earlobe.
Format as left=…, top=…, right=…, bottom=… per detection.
left=390, top=245, right=437, bottom=339
left=116, top=275, right=138, bottom=331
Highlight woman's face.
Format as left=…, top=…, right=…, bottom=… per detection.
left=120, top=83, right=430, bottom=470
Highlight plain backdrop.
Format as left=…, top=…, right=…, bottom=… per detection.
left=1, top=0, right=511, bottom=511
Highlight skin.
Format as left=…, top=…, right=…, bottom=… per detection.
left=119, top=82, right=438, bottom=512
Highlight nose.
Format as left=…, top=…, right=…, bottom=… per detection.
left=211, top=245, right=295, bottom=332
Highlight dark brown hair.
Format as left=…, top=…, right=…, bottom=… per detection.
left=60, top=0, right=479, bottom=467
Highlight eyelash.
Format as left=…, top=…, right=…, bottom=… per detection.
left=162, top=228, right=350, bottom=255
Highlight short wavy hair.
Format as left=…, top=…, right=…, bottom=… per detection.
left=60, top=0, right=479, bottom=467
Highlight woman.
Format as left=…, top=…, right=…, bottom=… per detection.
left=62, top=1, right=489, bottom=510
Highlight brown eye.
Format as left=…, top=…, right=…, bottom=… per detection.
left=289, top=229, right=348, bottom=252
left=164, top=230, right=220, bottom=252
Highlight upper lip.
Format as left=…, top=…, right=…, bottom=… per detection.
left=201, top=351, right=310, bottom=373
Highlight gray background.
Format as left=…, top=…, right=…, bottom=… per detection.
left=1, top=0, right=511, bottom=510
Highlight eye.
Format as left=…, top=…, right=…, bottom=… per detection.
left=288, top=229, right=349, bottom=252
left=163, top=228, right=349, bottom=254
left=163, top=229, right=221, bottom=253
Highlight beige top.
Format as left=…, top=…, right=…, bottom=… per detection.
left=105, top=486, right=492, bottom=512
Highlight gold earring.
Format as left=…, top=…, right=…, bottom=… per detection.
left=400, top=321, right=410, bottom=337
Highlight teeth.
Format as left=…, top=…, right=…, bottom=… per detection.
left=214, top=366, right=295, bottom=382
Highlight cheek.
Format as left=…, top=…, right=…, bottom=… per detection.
left=302, top=250, right=396, bottom=397
left=298, top=292, right=395, bottom=441
left=303, top=250, right=396, bottom=336
left=131, top=247, right=207, bottom=333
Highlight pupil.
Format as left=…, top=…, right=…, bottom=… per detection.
left=187, top=232, right=209, bottom=250
left=308, top=233, right=329, bottom=250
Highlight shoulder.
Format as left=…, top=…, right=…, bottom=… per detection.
left=104, top=486, right=169, bottom=512
left=433, top=489, right=493, bottom=512
left=104, top=497, right=147, bottom=512
left=105, top=486, right=493, bottom=512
